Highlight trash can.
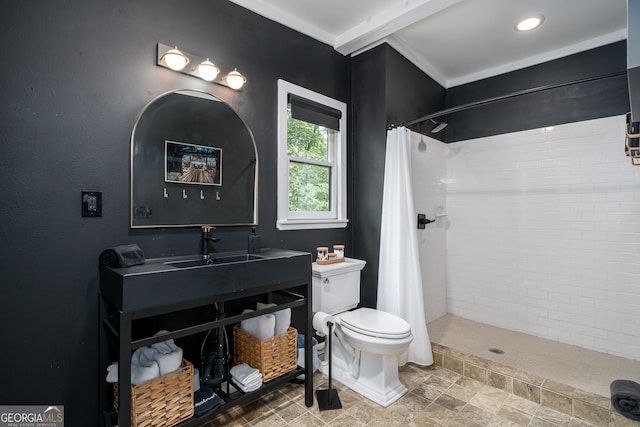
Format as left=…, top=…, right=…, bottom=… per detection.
left=296, top=334, right=320, bottom=372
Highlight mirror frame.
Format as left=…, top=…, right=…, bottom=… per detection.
left=130, top=89, right=259, bottom=228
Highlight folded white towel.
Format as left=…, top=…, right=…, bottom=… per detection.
left=230, top=363, right=260, bottom=379
left=241, top=314, right=275, bottom=341
left=235, top=379, right=261, bottom=393
left=230, top=363, right=262, bottom=387
left=256, top=303, right=291, bottom=336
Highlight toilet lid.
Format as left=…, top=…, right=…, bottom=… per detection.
left=339, top=308, right=411, bottom=339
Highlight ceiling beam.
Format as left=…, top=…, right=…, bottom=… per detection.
left=334, top=0, right=464, bottom=55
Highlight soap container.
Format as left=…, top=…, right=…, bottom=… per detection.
left=248, top=227, right=261, bottom=254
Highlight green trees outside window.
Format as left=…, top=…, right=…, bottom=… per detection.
left=287, top=110, right=333, bottom=212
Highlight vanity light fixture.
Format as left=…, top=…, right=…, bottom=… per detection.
left=196, top=59, right=220, bottom=81
left=515, top=15, right=545, bottom=32
left=156, top=43, right=246, bottom=90
left=224, top=68, right=247, bottom=90
left=161, top=47, right=189, bottom=71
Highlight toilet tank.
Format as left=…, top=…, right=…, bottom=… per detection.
left=311, top=258, right=366, bottom=314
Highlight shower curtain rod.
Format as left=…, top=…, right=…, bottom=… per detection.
left=393, top=70, right=627, bottom=129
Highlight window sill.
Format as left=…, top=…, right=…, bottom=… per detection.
left=276, top=218, right=349, bottom=231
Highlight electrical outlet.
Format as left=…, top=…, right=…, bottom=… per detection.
left=82, top=191, right=102, bottom=217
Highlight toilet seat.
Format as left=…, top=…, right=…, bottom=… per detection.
left=338, top=308, right=411, bottom=340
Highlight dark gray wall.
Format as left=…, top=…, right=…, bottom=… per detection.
left=0, top=1, right=350, bottom=424
left=385, top=47, right=447, bottom=141
left=351, top=47, right=388, bottom=308
left=446, top=41, right=630, bottom=142
left=352, top=45, right=445, bottom=308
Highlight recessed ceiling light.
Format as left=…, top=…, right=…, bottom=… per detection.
left=515, top=15, right=545, bottom=32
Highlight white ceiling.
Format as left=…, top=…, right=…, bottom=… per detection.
left=229, top=0, right=628, bottom=88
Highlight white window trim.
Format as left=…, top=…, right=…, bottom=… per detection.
left=276, top=79, right=348, bottom=231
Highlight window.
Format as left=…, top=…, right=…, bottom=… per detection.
left=277, top=80, right=348, bottom=230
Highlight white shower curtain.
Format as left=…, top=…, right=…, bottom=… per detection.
left=377, top=127, right=433, bottom=366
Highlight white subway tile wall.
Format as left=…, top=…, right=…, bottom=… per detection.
left=411, top=133, right=448, bottom=322
left=444, top=115, right=640, bottom=360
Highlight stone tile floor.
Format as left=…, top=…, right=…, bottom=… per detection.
left=195, top=363, right=631, bottom=426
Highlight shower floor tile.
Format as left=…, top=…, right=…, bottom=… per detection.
left=426, top=314, right=640, bottom=398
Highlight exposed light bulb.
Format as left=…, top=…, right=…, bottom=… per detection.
left=163, top=47, right=189, bottom=71
left=197, top=59, right=220, bottom=81
left=225, top=69, right=246, bottom=90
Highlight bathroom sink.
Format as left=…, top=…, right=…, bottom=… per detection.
left=165, top=254, right=265, bottom=268
left=100, top=248, right=312, bottom=312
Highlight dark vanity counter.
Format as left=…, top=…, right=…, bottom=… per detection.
left=99, top=248, right=314, bottom=426
left=101, top=248, right=311, bottom=313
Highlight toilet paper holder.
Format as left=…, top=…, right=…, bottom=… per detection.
left=316, top=321, right=342, bottom=411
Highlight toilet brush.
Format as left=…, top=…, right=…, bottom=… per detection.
left=316, top=321, right=342, bottom=410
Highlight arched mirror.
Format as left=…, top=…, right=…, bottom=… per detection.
left=130, top=89, right=258, bottom=228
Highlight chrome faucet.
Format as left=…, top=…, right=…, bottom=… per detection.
left=201, top=226, right=220, bottom=259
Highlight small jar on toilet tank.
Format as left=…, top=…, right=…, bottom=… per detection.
left=317, top=247, right=329, bottom=261
left=333, top=245, right=344, bottom=259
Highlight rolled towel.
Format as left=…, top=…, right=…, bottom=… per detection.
left=105, top=347, right=161, bottom=384
left=130, top=347, right=146, bottom=366
left=106, top=363, right=118, bottom=383
left=105, top=356, right=160, bottom=385
left=611, top=379, right=640, bottom=421
left=241, top=314, right=275, bottom=341
left=150, top=345, right=182, bottom=375
left=140, top=347, right=160, bottom=365
left=99, top=244, right=145, bottom=267
left=256, top=303, right=291, bottom=336
left=131, top=363, right=160, bottom=385
left=150, top=334, right=183, bottom=375
left=132, top=347, right=161, bottom=385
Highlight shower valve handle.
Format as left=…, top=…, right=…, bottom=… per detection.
left=417, top=213, right=435, bottom=229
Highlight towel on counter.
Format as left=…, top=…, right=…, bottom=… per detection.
left=230, top=363, right=262, bottom=392
left=611, top=379, right=640, bottom=421
left=241, top=313, right=276, bottom=341
left=99, top=244, right=145, bottom=268
left=256, top=302, right=291, bottom=336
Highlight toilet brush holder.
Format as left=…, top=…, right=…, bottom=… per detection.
left=316, top=321, right=342, bottom=411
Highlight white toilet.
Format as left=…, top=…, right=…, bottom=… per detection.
left=312, top=258, right=413, bottom=407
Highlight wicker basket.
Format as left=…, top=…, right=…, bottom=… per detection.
left=114, top=358, right=194, bottom=427
left=233, top=325, right=298, bottom=382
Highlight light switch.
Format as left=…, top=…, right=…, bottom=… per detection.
left=82, top=191, right=102, bottom=217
